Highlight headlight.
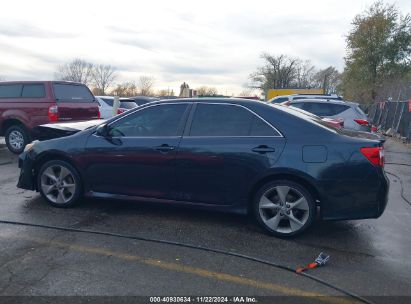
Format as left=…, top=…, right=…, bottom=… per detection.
left=24, top=140, right=39, bottom=152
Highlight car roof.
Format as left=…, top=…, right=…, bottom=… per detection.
left=291, top=93, right=339, bottom=97
left=0, top=80, right=84, bottom=85
left=290, top=98, right=359, bottom=106
left=154, top=97, right=262, bottom=106
left=130, top=96, right=160, bottom=100
left=96, top=96, right=133, bottom=100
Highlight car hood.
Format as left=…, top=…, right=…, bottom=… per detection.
left=33, top=119, right=104, bottom=141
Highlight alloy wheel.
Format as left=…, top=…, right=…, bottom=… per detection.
left=40, top=165, right=76, bottom=205
left=8, top=130, right=24, bottom=150
left=258, top=185, right=310, bottom=234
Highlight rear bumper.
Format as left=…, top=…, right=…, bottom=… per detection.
left=320, top=169, right=389, bottom=221
left=17, top=152, right=36, bottom=191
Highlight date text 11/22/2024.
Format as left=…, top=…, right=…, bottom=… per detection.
left=149, top=296, right=257, bottom=303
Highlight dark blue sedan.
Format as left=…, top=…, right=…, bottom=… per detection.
left=17, top=98, right=389, bottom=237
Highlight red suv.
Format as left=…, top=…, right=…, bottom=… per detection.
left=0, top=81, right=99, bottom=154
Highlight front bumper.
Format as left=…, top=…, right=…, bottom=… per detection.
left=17, top=152, right=36, bottom=191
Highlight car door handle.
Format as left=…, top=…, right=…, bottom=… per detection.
left=155, top=144, right=175, bottom=152
left=252, top=145, right=276, bottom=153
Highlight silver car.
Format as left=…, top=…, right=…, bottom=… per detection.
left=269, top=94, right=343, bottom=103
left=288, top=99, right=371, bottom=132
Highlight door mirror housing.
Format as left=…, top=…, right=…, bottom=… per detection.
left=96, top=124, right=109, bottom=137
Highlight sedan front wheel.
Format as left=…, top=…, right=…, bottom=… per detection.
left=253, top=180, right=315, bottom=237
left=38, top=160, right=82, bottom=207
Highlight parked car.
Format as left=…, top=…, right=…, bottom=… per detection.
left=17, top=98, right=388, bottom=237
left=0, top=81, right=99, bottom=154
left=285, top=99, right=371, bottom=132
left=96, top=96, right=138, bottom=119
left=129, top=96, right=160, bottom=106
left=269, top=94, right=343, bottom=104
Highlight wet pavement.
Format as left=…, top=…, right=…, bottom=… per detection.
left=0, top=137, right=410, bottom=301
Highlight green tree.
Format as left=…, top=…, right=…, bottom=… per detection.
left=340, top=1, right=411, bottom=103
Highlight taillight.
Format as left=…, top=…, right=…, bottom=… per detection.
left=48, top=105, right=59, bottom=122
left=354, top=119, right=369, bottom=126
left=371, top=125, right=377, bottom=133
left=360, top=146, right=384, bottom=167
left=97, top=109, right=101, bottom=119
left=117, top=108, right=126, bottom=115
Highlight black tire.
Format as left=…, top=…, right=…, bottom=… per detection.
left=5, top=125, right=30, bottom=154
left=253, top=180, right=316, bottom=237
left=37, top=160, right=82, bottom=208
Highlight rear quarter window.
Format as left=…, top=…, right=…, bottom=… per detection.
left=0, top=84, right=23, bottom=98
left=53, top=84, right=94, bottom=102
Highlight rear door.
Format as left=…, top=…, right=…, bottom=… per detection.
left=175, top=103, right=286, bottom=205
left=52, top=83, right=99, bottom=121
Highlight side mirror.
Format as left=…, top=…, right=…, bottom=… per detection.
left=96, top=124, right=109, bottom=137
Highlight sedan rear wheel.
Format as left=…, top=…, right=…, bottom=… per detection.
left=38, top=160, right=82, bottom=207
left=253, top=180, right=315, bottom=237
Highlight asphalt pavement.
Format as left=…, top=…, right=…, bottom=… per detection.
left=0, top=137, right=410, bottom=303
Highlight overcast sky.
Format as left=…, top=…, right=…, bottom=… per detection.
left=0, top=0, right=410, bottom=95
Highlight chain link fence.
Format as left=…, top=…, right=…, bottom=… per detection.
left=367, top=101, right=411, bottom=142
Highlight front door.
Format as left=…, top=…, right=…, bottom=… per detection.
left=83, top=103, right=190, bottom=199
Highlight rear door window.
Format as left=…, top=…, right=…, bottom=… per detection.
left=189, top=104, right=279, bottom=137
left=22, top=84, right=45, bottom=98
left=0, top=84, right=23, bottom=98
left=300, top=103, right=349, bottom=117
left=53, top=83, right=94, bottom=102
left=290, top=102, right=305, bottom=109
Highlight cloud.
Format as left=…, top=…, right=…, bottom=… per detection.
left=0, top=23, right=77, bottom=39
left=111, top=37, right=155, bottom=51
left=1, top=0, right=410, bottom=94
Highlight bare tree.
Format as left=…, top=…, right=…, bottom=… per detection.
left=295, top=60, right=316, bottom=88
left=110, top=82, right=138, bottom=97
left=92, top=64, right=117, bottom=95
left=196, top=86, right=218, bottom=96
left=55, top=58, right=94, bottom=85
left=137, top=76, right=155, bottom=96
left=157, top=88, right=175, bottom=97
left=238, top=87, right=256, bottom=96
left=313, top=67, right=341, bottom=94
left=249, top=54, right=301, bottom=93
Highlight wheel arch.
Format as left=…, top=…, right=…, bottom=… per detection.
left=248, top=171, right=321, bottom=213
left=1, top=118, right=26, bottom=136
left=34, top=151, right=83, bottom=190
